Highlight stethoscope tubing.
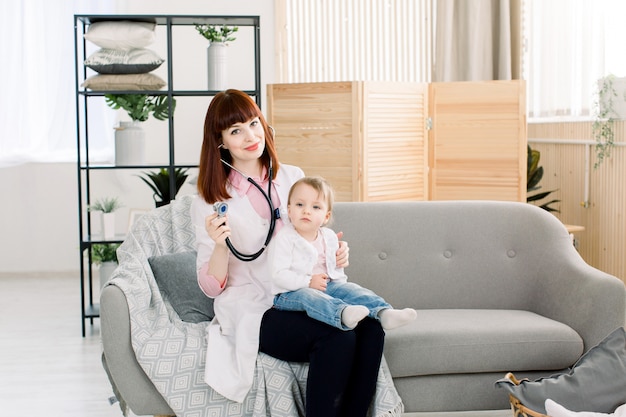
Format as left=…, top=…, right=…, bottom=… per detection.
left=219, top=158, right=278, bottom=262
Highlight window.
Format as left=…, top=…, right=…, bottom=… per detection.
left=524, top=0, right=626, bottom=119
left=0, top=0, right=115, bottom=167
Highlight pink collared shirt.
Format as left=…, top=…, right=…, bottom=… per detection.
left=197, top=168, right=283, bottom=297
left=228, top=167, right=282, bottom=221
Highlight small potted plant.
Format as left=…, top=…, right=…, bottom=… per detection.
left=88, top=197, right=123, bottom=239
left=104, top=94, right=177, bottom=166
left=592, top=75, right=626, bottom=168
left=91, top=243, right=121, bottom=289
left=195, top=24, right=239, bottom=44
left=137, top=167, right=189, bottom=207
left=194, top=23, right=239, bottom=90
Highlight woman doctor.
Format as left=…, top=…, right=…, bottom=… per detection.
left=191, top=89, right=385, bottom=417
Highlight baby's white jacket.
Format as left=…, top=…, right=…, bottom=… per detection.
left=268, top=223, right=348, bottom=294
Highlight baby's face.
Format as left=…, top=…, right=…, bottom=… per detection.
left=287, top=183, right=331, bottom=238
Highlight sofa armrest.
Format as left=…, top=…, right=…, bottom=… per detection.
left=100, top=285, right=174, bottom=416
left=532, top=245, right=625, bottom=352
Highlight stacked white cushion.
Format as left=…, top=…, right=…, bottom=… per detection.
left=84, top=48, right=164, bottom=74
left=84, top=20, right=156, bottom=50
left=82, top=20, right=165, bottom=91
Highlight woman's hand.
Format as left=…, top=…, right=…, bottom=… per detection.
left=202, top=212, right=230, bottom=286
left=335, top=231, right=350, bottom=268
left=205, top=212, right=231, bottom=247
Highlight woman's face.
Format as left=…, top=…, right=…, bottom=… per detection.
left=220, top=116, right=266, bottom=167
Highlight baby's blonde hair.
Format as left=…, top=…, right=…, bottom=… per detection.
left=288, top=176, right=335, bottom=220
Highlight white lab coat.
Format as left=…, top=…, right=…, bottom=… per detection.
left=268, top=223, right=348, bottom=295
left=190, top=164, right=304, bottom=403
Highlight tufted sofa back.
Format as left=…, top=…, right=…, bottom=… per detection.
left=332, top=200, right=577, bottom=312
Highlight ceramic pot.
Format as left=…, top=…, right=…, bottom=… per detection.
left=207, top=42, right=228, bottom=91
left=102, top=212, right=116, bottom=240
left=115, top=121, right=145, bottom=166
left=99, top=261, right=118, bottom=289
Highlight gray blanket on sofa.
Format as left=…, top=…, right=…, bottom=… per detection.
left=106, top=195, right=403, bottom=417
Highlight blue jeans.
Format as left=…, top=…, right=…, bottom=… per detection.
left=273, top=281, right=392, bottom=330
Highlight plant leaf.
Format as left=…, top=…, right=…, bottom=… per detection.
left=137, top=172, right=163, bottom=200
left=105, top=94, right=175, bottom=122
left=527, top=189, right=558, bottom=202
left=539, top=200, right=561, bottom=212
left=136, top=168, right=188, bottom=203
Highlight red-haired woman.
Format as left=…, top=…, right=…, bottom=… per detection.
left=190, top=89, right=385, bottom=417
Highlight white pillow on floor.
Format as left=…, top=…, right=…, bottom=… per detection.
left=546, top=399, right=626, bottom=417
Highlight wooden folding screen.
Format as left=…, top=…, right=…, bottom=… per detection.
left=428, top=80, right=527, bottom=202
left=267, top=80, right=526, bottom=202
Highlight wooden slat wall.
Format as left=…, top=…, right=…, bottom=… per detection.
left=528, top=121, right=626, bottom=282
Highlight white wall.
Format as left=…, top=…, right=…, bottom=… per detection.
left=0, top=0, right=274, bottom=272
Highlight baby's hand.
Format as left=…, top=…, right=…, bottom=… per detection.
left=309, top=273, right=328, bottom=291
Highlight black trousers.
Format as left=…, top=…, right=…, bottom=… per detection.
left=259, top=308, right=385, bottom=417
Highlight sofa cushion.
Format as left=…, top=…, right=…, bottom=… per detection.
left=81, top=73, right=166, bottom=91
left=148, top=251, right=215, bottom=323
left=84, top=20, right=156, bottom=50
left=384, top=309, right=583, bottom=378
left=84, top=48, right=164, bottom=74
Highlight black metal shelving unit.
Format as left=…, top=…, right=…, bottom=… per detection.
left=74, top=14, right=261, bottom=336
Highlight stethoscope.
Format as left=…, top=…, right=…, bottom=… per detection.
left=218, top=156, right=280, bottom=262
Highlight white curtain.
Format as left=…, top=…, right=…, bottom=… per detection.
left=276, top=0, right=434, bottom=83
left=0, top=1, right=116, bottom=168
left=525, top=0, right=626, bottom=118
left=434, top=0, right=516, bottom=82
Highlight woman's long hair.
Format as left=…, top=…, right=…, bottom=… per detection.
left=197, top=89, right=280, bottom=203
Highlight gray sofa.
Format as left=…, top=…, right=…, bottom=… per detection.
left=101, top=198, right=625, bottom=415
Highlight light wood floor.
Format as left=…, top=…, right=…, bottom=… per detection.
left=0, top=272, right=511, bottom=417
left=0, top=272, right=123, bottom=417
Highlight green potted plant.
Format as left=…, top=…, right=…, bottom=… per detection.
left=194, top=24, right=239, bottom=90
left=527, top=145, right=560, bottom=213
left=87, top=197, right=123, bottom=240
left=104, top=94, right=177, bottom=166
left=91, top=243, right=121, bottom=289
left=194, top=24, right=239, bottom=44
left=104, top=94, right=176, bottom=122
left=593, top=74, right=626, bottom=168
left=87, top=196, right=123, bottom=213
left=138, top=167, right=189, bottom=207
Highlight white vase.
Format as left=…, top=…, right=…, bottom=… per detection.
left=115, top=121, right=145, bottom=166
left=99, top=261, right=118, bottom=289
left=102, top=212, right=116, bottom=240
left=207, top=42, right=228, bottom=91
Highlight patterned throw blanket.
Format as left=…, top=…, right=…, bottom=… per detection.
left=106, top=195, right=404, bottom=417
